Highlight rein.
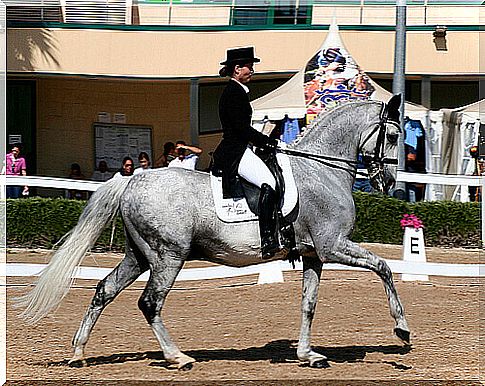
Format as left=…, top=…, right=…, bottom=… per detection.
left=277, top=148, right=360, bottom=176
left=277, top=102, right=398, bottom=176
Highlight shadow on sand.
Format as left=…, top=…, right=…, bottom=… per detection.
left=47, top=339, right=411, bottom=369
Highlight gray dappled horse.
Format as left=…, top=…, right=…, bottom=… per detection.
left=18, top=96, right=409, bottom=370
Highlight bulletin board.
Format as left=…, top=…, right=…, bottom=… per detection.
left=94, top=123, right=152, bottom=171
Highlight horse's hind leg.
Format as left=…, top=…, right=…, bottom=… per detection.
left=297, top=255, right=330, bottom=368
left=331, top=238, right=410, bottom=344
left=69, top=238, right=148, bottom=365
left=138, top=249, right=195, bottom=370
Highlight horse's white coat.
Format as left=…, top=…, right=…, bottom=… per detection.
left=17, top=97, right=409, bottom=369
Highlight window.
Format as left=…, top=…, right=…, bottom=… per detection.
left=231, top=0, right=311, bottom=26
left=232, top=0, right=270, bottom=26
left=273, top=0, right=310, bottom=25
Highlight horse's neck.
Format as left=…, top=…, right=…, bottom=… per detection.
left=292, top=103, right=371, bottom=158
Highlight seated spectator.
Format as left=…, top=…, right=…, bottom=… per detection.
left=67, top=163, right=88, bottom=200
left=154, top=142, right=176, bottom=168
left=168, top=140, right=202, bottom=170
left=113, top=156, right=135, bottom=178
left=134, top=152, right=151, bottom=175
left=91, top=160, right=113, bottom=182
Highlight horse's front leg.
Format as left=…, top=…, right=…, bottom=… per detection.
left=297, top=254, right=330, bottom=368
left=332, top=237, right=410, bottom=344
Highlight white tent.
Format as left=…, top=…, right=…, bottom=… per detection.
left=426, top=99, right=484, bottom=201
left=251, top=21, right=428, bottom=123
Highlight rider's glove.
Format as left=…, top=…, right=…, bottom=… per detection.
left=262, top=138, right=278, bottom=153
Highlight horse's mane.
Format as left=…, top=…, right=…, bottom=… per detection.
left=291, top=99, right=383, bottom=148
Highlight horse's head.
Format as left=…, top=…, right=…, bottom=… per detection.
left=360, top=94, right=401, bottom=194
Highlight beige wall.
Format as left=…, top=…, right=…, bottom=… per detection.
left=10, top=26, right=480, bottom=177
left=8, top=28, right=481, bottom=78
left=37, top=77, right=191, bottom=177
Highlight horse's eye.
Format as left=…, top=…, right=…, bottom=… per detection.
left=387, top=133, right=398, bottom=145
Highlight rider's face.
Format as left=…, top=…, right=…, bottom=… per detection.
left=234, top=63, right=254, bottom=84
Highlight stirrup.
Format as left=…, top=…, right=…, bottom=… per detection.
left=261, top=241, right=279, bottom=260
left=279, top=221, right=296, bottom=250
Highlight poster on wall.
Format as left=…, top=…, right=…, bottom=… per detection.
left=94, top=123, right=152, bottom=171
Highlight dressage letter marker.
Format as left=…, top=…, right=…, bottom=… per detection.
left=401, top=228, right=429, bottom=281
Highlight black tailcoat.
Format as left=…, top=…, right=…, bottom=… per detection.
left=213, top=79, right=271, bottom=197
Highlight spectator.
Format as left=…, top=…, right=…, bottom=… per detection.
left=168, top=140, right=202, bottom=170
left=113, top=156, right=135, bottom=178
left=405, top=146, right=426, bottom=202
left=67, top=163, right=88, bottom=200
left=154, top=142, right=176, bottom=168
left=469, top=145, right=483, bottom=202
left=91, top=160, right=113, bottom=182
left=2, top=143, right=28, bottom=198
left=134, top=152, right=151, bottom=175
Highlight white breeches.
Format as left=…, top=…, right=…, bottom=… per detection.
left=238, top=148, right=276, bottom=190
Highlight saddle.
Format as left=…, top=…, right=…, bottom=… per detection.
left=210, top=144, right=298, bottom=223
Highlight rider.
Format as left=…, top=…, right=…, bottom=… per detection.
left=213, top=46, right=280, bottom=259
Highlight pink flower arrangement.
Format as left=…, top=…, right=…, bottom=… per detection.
left=400, top=214, right=424, bottom=230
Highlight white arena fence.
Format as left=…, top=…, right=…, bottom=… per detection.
left=2, top=173, right=484, bottom=281
left=5, top=259, right=484, bottom=282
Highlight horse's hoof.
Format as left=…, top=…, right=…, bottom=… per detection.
left=394, top=327, right=411, bottom=345
left=310, top=359, right=330, bottom=369
left=179, top=362, right=193, bottom=371
left=174, top=354, right=196, bottom=371
left=68, top=358, right=87, bottom=368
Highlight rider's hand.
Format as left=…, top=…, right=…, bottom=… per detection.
left=262, top=138, right=278, bottom=153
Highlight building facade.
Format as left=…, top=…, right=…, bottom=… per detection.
left=5, top=0, right=482, bottom=179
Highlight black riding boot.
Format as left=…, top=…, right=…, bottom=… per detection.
left=259, top=183, right=279, bottom=259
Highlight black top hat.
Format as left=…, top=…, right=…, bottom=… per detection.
left=220, top=47, right=261, bottom=65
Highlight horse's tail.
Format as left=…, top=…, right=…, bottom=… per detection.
left=15, top=176, right=132, bottom=324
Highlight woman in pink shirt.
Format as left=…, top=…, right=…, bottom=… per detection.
left=4, top=144, right=28, bottom=198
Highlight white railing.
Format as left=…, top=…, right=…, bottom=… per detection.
left=6, top=258, right=484, bottom=281
left=4, top=175, right=103, bottom=192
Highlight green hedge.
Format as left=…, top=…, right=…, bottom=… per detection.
left=6, top=197, right=126, bottom=250
left=352, top=192, right=480, bottom=247
left=6, top=194, right=481, bottom=250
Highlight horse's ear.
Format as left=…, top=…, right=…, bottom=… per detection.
left=386, top=94, right=402, bottom=122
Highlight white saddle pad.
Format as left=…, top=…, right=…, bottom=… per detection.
left=211, top=148, right=299, bottom=223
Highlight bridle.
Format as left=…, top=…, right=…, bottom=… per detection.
left=359, top=102, right=400, bottom=168
left=277, top=102, right=400, bottom=178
